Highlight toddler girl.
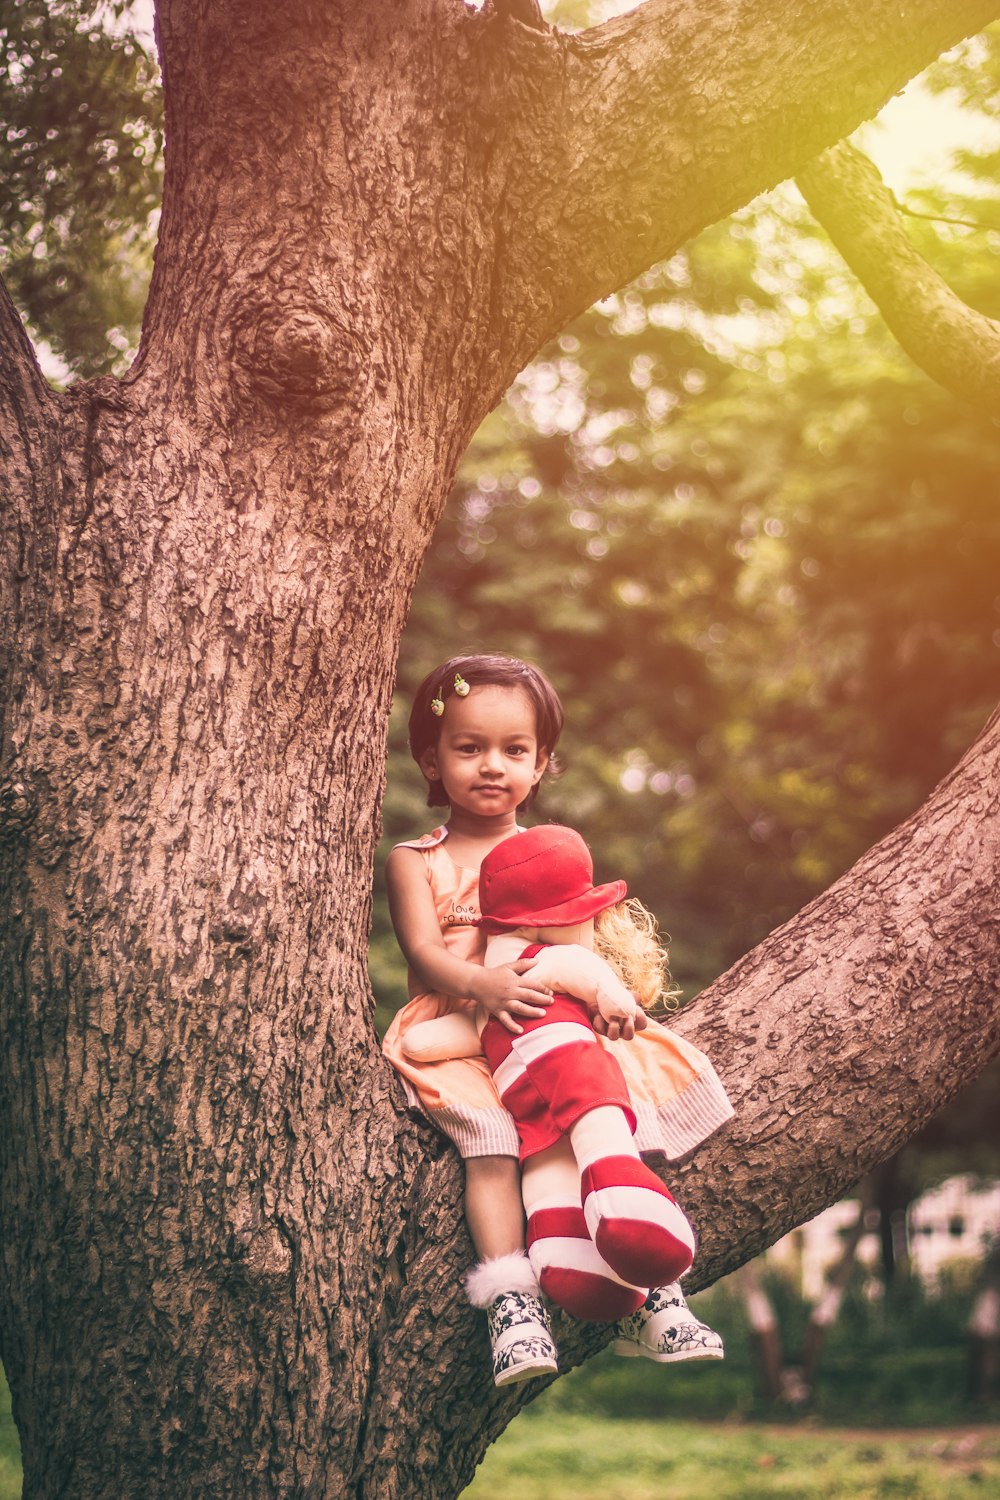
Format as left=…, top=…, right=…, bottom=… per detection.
left=382, top=654, right=733, bottom=1383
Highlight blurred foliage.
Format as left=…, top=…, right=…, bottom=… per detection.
left=0, top=0, right=161, bottom=377
left=923, top=23, right=1000, bottom=243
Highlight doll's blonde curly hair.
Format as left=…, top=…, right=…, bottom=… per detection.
left=593, top=898, right=681, bottom=1015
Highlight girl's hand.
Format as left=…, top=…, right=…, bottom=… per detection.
left=475, top=961, right=554, bottom=1035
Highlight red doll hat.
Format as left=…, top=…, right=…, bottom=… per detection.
left=478, top=825, right=627, bottom=933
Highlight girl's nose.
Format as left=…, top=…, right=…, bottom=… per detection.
left=479, top=748, right=503, bottom=775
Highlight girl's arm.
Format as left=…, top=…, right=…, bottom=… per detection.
left=385, top=846, right=553, bottom=1034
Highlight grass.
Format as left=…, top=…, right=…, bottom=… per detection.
left=0, top=1368, right=21, bottom=1500
left=3, top=1356, right=998, bottom=1500
left=461, top=1412, right=1000, bottom=1500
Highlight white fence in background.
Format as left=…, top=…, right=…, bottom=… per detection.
left=765, top=1175, right=1000, bottom=1300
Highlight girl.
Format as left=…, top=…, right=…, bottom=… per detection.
left=382, top=655, right=733, bottom=1384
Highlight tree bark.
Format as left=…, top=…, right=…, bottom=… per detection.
left=2, top=2, right=1000, bottom=1497
left=797, top=141, right=1000, bottom=416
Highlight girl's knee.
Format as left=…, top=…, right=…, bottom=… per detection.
left=466, top=1154, right=520, bottom=1185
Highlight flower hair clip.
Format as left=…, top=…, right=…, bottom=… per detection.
left=430, top=673, right=470, bottom=717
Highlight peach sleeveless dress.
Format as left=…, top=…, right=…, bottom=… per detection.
left=381, top=827, right=734, bottom=1160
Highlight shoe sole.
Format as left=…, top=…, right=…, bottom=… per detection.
left=611, top=1340, right=724, bottom=1363
left=494, top=1357, right=559, bottom=1387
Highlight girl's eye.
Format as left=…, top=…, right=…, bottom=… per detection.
left=507, top=745, right=527, bottom=757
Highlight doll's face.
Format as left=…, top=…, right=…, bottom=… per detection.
left=520, top=920, right=594, bottom=949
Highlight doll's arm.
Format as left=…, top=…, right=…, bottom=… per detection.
left=521, top=945, right=643, bottom=1030
left=400, top=1013, right=483, bottom=1062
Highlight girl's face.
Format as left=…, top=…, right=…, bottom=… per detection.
left=420, top=685, right=549, bottom=819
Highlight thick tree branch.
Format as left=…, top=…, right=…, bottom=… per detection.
left=669, top=702, right=1000, bottom=1288
left=483, top=0, right=1000, bottom=377
left=796, top=140, right=1000, bottom=417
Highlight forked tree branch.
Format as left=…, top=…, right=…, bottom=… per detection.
left=482, top=0, right=1000, bottom=371
left=138, top=1, right=1000, bottom=428
left=797, top=140, right=1000, bottom=416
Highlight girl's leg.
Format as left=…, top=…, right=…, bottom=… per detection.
left=401, top=1012, right=481, bottom=1063
left=521, top=1140, right=645, bottom=1322
left=464, top=1154, right=524, bottom=1258
left=463, top=1154, right=558, bottom=1387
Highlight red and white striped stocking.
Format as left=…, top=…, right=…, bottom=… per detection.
left=526, top=1197, right=646, bottom=1322
left=572, top=1107, right=696, bottom=1288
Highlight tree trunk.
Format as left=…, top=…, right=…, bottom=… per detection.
left=802, top=1185, right=873, bottom=1391
left=738, top=1262, right=785, bottom=1402
left=967, top=1242, right=1000, bottom=1402
left=2, top=2, right=1000, bottom=1496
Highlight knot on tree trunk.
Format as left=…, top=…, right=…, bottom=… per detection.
left=229, top=1219, right=294, bottom=1284
left=0, top=777, right=38, bottom=840
left=233, top=304, right=370, bottom=411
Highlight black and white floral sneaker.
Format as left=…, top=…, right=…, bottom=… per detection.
left=486, top=1289, right=560, bottom=1386
left=612, top=1281, right=724, bottom=1363
left=465, top=1251, right=559, bottom=1387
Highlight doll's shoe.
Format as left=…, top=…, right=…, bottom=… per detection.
left=465, top=1251, right=559, bottom=1387
left=612, top=1282, right=724, bottom=1363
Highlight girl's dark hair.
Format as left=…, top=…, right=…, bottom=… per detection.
left=408, top=654, right=564, bottom=809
